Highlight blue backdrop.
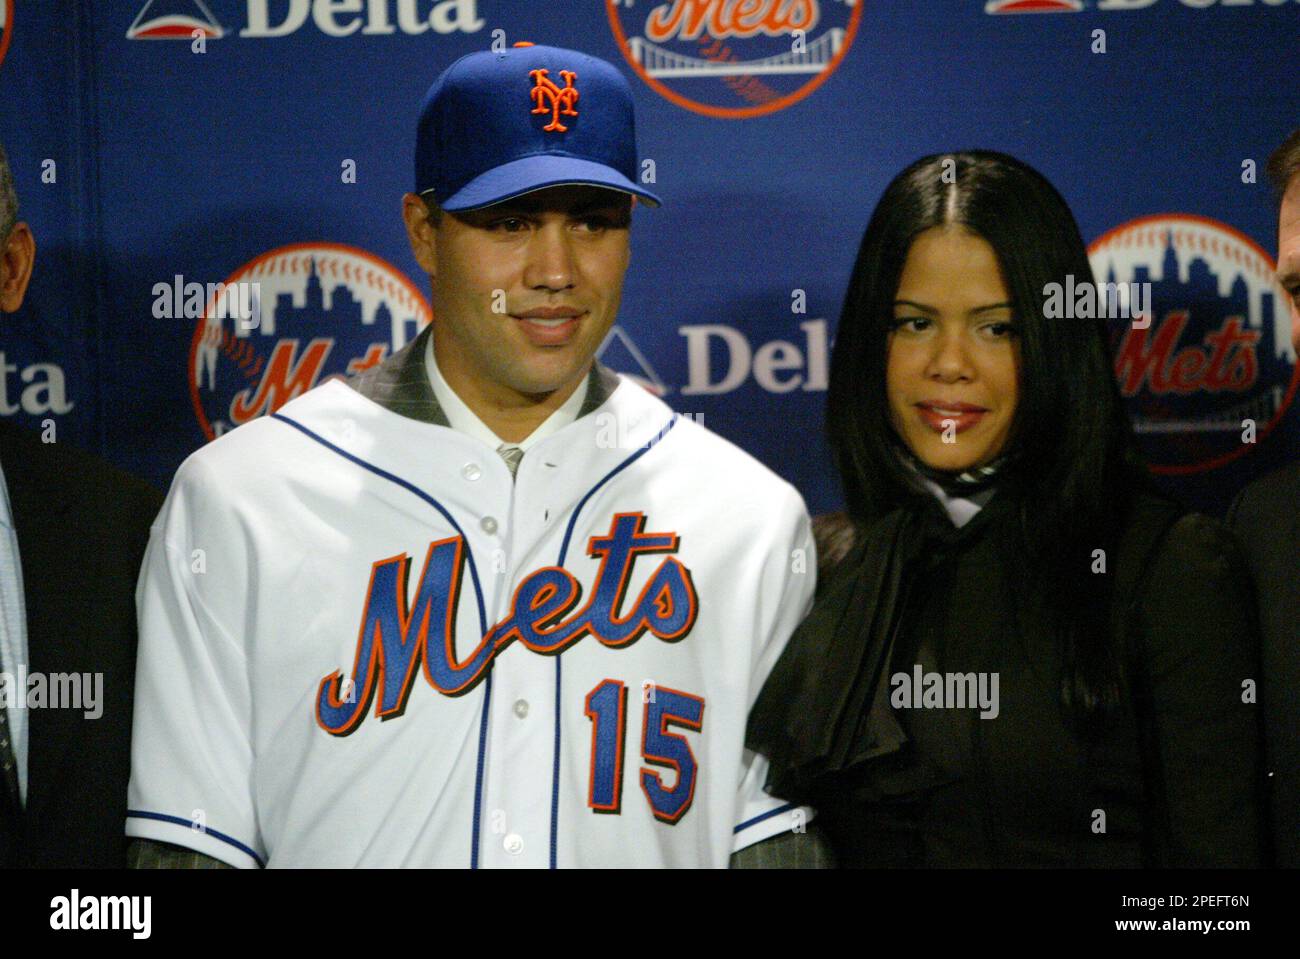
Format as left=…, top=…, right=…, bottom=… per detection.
left=1, top=0, right=1297, bottom=518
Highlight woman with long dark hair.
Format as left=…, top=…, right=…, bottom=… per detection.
left=747, top=151, right=1264, bottom=867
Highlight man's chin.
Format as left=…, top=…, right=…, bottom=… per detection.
left=507, top=361, right=593, bottom=400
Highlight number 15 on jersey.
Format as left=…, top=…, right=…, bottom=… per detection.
left=584, top=681, right=705, bottom=824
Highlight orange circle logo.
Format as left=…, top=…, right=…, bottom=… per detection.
left=607, top=0, right=862, bottom=119
left=1088, top=214, right=1298, bottom=475
left=186, top=242, right=431, bottom=442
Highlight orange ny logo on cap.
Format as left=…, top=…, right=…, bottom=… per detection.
left=529, top=68, right=579, bottom=133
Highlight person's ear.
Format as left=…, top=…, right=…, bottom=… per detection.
left=0, top=222, right=36, bottom=314
left=401, top=193, right=438, bottom=276
left=626, top=196, right=635, bottom=264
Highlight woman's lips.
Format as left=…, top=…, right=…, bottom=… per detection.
left=915, top=403, right=988, bottom=434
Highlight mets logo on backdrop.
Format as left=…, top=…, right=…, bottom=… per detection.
left=187, top=243, right=431, bottom=441
left=1088, top=214, right=1299, bottom=475
left=607, top=0, right=861, bottom=119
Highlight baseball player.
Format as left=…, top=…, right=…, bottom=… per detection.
left=126, top=43, right=817, bottom=868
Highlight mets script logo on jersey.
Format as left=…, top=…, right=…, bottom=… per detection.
left=531, top=67, right=579, bottom=132
left=1088, top=214, right=1298, bottom=475
left=0, top=0, right=14, bottom=73
left=607, top=0, right=861, bottom=119
left=187, top=242, right=432, bottom=442
left=316, top=513, right=698, bottom=735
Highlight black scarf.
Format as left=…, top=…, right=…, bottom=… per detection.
left=745, top=485, right=1017, bottom=804
left=894, top=440, right=1014, bottom=497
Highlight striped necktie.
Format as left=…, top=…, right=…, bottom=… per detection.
left=497, top=444, right=524, bottom=479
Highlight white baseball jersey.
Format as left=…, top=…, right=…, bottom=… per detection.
left=127, top=369, right=815, bottom=867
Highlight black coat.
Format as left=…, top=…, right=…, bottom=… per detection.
left=1228, top=461, right=1300, bottom=868
left=749, top=489, right=1265, bottom=868
left=0, top=420, right=162, bottom=867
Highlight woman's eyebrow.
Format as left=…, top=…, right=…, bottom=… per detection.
left=892, top=300, right=1013, bottom=314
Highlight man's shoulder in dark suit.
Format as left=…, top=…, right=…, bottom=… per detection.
left=1230, top=460, right=1300, bottom=524
left=1227, top=460, right=1300, bottom=868
left=0, top=420, right=164, bottom=868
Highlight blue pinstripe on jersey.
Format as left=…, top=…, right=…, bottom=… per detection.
left=550, top=414, right=680, bottom=868
left=271, top=413, right=491, bottom=866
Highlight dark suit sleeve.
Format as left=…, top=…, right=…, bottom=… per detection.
left=128, top=838, right=233, bottom=869
left=728, top=823, right=836, bottom=869
left=1225, top=464, right=1300, bottom=868
left=1134, top=513, right=1265, bottom=867
left=7, top=426, right=166, bottom=868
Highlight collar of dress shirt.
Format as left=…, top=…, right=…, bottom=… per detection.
left=892, top=443, right=997, bottom=529
left=914, top=474, right=997, bottom=529
left=425, top=334, right=588, bottom=452
left=0, top=456, right=13, bottom=533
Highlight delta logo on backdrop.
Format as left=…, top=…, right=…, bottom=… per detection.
left=127, top=0, right=484, bottom=40
left=608, top=0, right=861, bottom=118
left=1088, top=214, right=1298, bottom=475
left=186, top=243, right=431, bottom=441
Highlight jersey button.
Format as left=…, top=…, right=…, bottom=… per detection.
left=503, top=833, right=524, bottom=855
left=513, top=699, right=529, bottom=719
left=481, top=516, right=499, bottom=535
left=461, top=463, right=482, bottom=481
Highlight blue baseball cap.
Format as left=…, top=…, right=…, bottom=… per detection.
left=415, top=43, right=662, bottom=212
